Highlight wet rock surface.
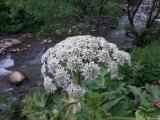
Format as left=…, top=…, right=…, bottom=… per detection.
left=0, top=33, right=41, bottom=55
left=0, top=39, right=20, bottom=55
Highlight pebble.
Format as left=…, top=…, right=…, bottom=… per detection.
left=27, top=45, right=31, bottom=48
left=43, top=39, right=48, bottom=43
left=48, top=40, right=52, bottom=43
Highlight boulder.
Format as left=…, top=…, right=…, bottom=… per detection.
left=8, top=71, right=27, bottom=85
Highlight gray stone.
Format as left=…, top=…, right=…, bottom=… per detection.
left=43, top=39, right=48, bottom=43
left=48, top=40, right=52, bottom=43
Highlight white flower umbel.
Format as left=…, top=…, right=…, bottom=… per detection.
left=41, top=35, right=131, bottom=99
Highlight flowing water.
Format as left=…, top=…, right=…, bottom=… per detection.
left=0, top=40, right=56, bottom=102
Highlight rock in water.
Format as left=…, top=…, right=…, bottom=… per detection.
left=8, top=71, right=27, bottom=85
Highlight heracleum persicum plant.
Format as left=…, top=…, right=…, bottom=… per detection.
left=41, top=35, right=131, bottom=100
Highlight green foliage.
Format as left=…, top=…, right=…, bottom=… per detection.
left=35, top=41, right=160, bottom=119
left=22, top=89, right=68, bottom=120
left=0, top=0, right=34, bottom=33
left=71, top=0, right=102, bottom=19
left=132, top=41, right=160, bottom=85
left=73, top=0, right=119, bottom=20
left=2, top=39, right=160, bottom=119
left=2, top=65, right=160, bottom=119
left=0, top=0, right=7, bottom=31
left=124, top=22, right=160, bottom=47
left=23, top=0, right=77, bottom=37
left=120, top=40, right=160, bottom=86
left=0, top=93, right=24, bottom=120
left=0, top=0, right=120, bottom=36
left=75, top=68, right=134, bottom=120
left=102, top=1, right=119, bottom=21
left=128, top=85, right=160, bottom=118
left=0, top=0, right=77, bottom=36
left=75, top=23, right=91, bottom=32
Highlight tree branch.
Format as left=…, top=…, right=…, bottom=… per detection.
left=127, top=0, right=143, bottom=28
left=146, top=0, right=159, bottom=28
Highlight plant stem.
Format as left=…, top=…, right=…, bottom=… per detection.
left=75, top=71, right=81, bottom=85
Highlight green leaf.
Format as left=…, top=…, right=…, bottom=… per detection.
left=103, top=96, right=124, bottom=110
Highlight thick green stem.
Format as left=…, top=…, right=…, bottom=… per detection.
left=75, top=71, right=81, bottom=85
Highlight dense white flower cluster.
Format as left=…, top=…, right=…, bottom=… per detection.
left=41, top=35, right=131, bottom=98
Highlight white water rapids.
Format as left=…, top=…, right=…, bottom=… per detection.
left=0, top=55, right=14, bottom=76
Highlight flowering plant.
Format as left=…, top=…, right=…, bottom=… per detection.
left=41, top=35, right=131, bottom=99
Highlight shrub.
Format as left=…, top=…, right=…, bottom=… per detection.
left=128, top=85, right=160, bottom=118
left=0, top=0, right=77, bottom=35
left=0, top=0, right=120, bottom=36
left=0, top=0, right=34, bottom=34
left=102, top=1, right=120, bottom=21
left=75, top=69, right=134, bottom=119
left=23, top=0, right=77, bottom=36
left=0, top=0, right=7, bottom=31
left=72, top=0, right=119, bottom=20
left=22, top=89, right=67, bottom=120
left=121, top=40, right=160, bottom=86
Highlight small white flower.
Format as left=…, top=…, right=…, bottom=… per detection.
left=108, top=61, right=118, bottom=78
left=66, top=83, right=86, bottom=99
left=108, top=43, right=118, bottom=51
left=113, top=50, right=131, bottom=66
left=43, top=76, right=57, bottom=92
left=54, top=68, right=71, bottom=88
left=81, top=48, right=96, bottom=61
left=82, top=62, right=100, bottom=80
left=97, top=50, right=111, bottom=63
left=41, top=63, right=46, bottom=76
